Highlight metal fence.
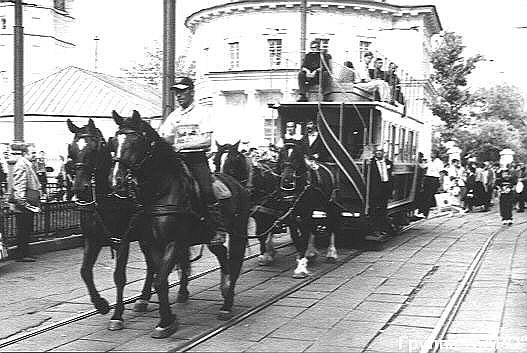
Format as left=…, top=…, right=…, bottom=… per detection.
left=0, top=201, right=80, bottom=247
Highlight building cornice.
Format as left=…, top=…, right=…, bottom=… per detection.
left=185, top=0, right=442, bottom=35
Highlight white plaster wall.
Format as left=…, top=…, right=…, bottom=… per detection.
left=186, top=2, right=438, bottom=146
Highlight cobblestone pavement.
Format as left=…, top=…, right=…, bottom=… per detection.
left=0, top=208, right=525, bottom=352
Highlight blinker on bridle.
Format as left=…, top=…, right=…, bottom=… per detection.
left=113, top=128, right=156, bottom=173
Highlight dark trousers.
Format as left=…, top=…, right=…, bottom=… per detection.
left=298, top=70, right=330, bottom=95
left=181, top=152, right=216, bottom=205
left=15, top=211, right=34, bottom=258
left=370, top=181, right=392, bottom=232
left=419, top=176, right=440, bottom=217
left=499, top=193, right=514, bottom=220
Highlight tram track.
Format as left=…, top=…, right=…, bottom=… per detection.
left=174, top=218, right=429, bottom=352
left=0, top=216, right=431, bottom=351
left=418, top=218, right=527, bottom=353
left=0, top=240, right=292, bottom=350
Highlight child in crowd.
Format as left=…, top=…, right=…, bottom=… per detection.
left=447, top=177, right=466, bottom=216
left=495, top=169, right=517, bottom=225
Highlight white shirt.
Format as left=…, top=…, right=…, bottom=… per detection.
left=308, top=132, right=318, bottom=146
left=158, top=103, right=213, bottom=152
left=425, top=158, right=444, bottom=178
left=376, top=159, right=389, bottom=182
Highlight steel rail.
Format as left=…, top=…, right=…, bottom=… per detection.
left=175, top=220, right=427, bottom=352
left=0, top=241, right=294, bottom=349
left=419, top=219, right=527, bottom=353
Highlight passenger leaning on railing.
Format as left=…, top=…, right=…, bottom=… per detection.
left=354, top=51, right=392, bottom=103
left=8, top=143, right=41, bottom=262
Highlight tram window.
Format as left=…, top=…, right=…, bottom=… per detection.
left=400, top=128, right=406, bottom=161
left=390, top=125, right=397, bottom=160
left=268, top=39, right=282, bottom=68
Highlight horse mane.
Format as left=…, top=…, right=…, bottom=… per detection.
left=131, top=118, right=187, bottom=175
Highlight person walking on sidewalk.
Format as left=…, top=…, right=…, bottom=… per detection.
left=495, top=168, right=517, bottom=225
left=8, top=143, right=41, bottom=262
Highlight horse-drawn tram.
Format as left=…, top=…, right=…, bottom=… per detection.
left=267, top=84, right=423, bottom=242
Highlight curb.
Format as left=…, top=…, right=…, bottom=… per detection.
left=5, top=234, right=83, bottom=260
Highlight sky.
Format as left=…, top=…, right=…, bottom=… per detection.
left=71, top=0, right=527, bottom=97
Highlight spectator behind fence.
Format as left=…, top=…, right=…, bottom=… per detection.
left=8, top=143, right=41, bottom=262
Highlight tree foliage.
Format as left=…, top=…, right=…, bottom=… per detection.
left=120, top=41, right=195, bottom=91
left=472, top=84, right=527, bottom=130
left=430, top=32, right=483, bottom=132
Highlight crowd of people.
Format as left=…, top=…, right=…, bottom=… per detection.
left=414, top=154, right=527, bottom=225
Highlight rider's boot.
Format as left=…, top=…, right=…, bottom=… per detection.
left=206, top=202, right=229, bottom=245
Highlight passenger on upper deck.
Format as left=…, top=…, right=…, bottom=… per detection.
left=354, top=51, right=391, bottom=103
left=369, top=58, right=387, bottom=81
left=297, top=39, right=332, bottom=102
left=336, top=61, right=356, bottom=84
left=385, top=62, right=405, bottom=106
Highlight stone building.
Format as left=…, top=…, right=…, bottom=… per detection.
left=0, top=0, right=75, bottom=94
left=182, top=0, right=441, bottom=152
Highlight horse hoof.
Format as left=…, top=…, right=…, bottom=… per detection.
left=150, top=320, right=179, bottom=339
left=217, top=310, right=233, bottom=321
left=108, top=319, right=124, bottom=331
left=258, top=254, right=274, bottom=266
left=326, top=256, right=337, bottom=264
left=94, top=297, right=110, bottom=315
left=176, top=291, right=189, bottom=303
left=133, top=299, right=149, bottom=312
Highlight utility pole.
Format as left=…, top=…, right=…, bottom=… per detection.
left=162, top=0, right=176, bottom=120
left=94, top=36, right=100, bottom=71
left=300, top=0, right=307, bottom=65
left=13, top=0, right=24, bottom=143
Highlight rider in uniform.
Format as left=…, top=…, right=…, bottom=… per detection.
left=158, top=76, right=227, bottom=244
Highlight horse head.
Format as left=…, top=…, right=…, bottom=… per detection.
left=213, top=140, right=249, bottom=182
left=110, top=110, right=158, bottom=197
left=277, top=140, right=308, bottom=192
left=67, top=118, right=109, bottom=203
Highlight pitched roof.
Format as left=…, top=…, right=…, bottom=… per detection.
left=0, top=66, right=161, bottom=119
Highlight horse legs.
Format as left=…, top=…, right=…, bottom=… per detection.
left=305, top=232, right=319, bottom=263
left=108, top=240, right=130, bottom=331
left=133, top=241, right=155, bottom=312
left=207, top=243, right=230, bottom=301
left=176, top=247, right=190, bottom=303
left=325, top=232, right=338, bottom=263
left=256, top=215, right=276, bottom=266
left=218, top=235, right=247, bottom=320
left=80, top=237, right=110, bottom=314
left=290, top=224, right=310, bottom=279
left=151, top=242, right=179, bottom=339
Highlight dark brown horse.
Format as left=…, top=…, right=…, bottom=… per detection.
left=110, top=110, right=249, bottom=338
left=66, top=119, right=155, bottom=325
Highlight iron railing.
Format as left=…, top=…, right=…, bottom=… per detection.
left=0, top=193, right=80, bottom=248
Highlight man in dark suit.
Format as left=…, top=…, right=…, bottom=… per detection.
left=301, top=121, right=330, bottom=162
left=369, top=58, right=387, bottom=81
left=367, top=148, right=393, bottom=240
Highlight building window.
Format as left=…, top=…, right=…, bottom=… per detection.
left=264, top=117, right=279, bottom=145
left=268, top=39, right=282, bottom=68
left=1, top=17, right=6, bottom=30
left=54, top=0, right=66, bottom=11
left=228, top=42, right=240, bottom=70
left=315, top=38, right=330, bottom=52
left=359, top=40, right=371, bottom=61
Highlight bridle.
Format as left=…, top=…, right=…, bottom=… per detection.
left=111, top=127, right=157, bottom=200
left=69, top=133, right=104, bottom=207
left=279, top=145, right=309, bottom=192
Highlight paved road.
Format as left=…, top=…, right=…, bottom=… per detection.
left=0, top=208, right=525, bottom=352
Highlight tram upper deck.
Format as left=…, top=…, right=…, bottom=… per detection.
left=269, top=85, right=424, bottom=215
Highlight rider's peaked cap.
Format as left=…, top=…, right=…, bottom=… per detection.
left=170, top=77, right=194, bottom=91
